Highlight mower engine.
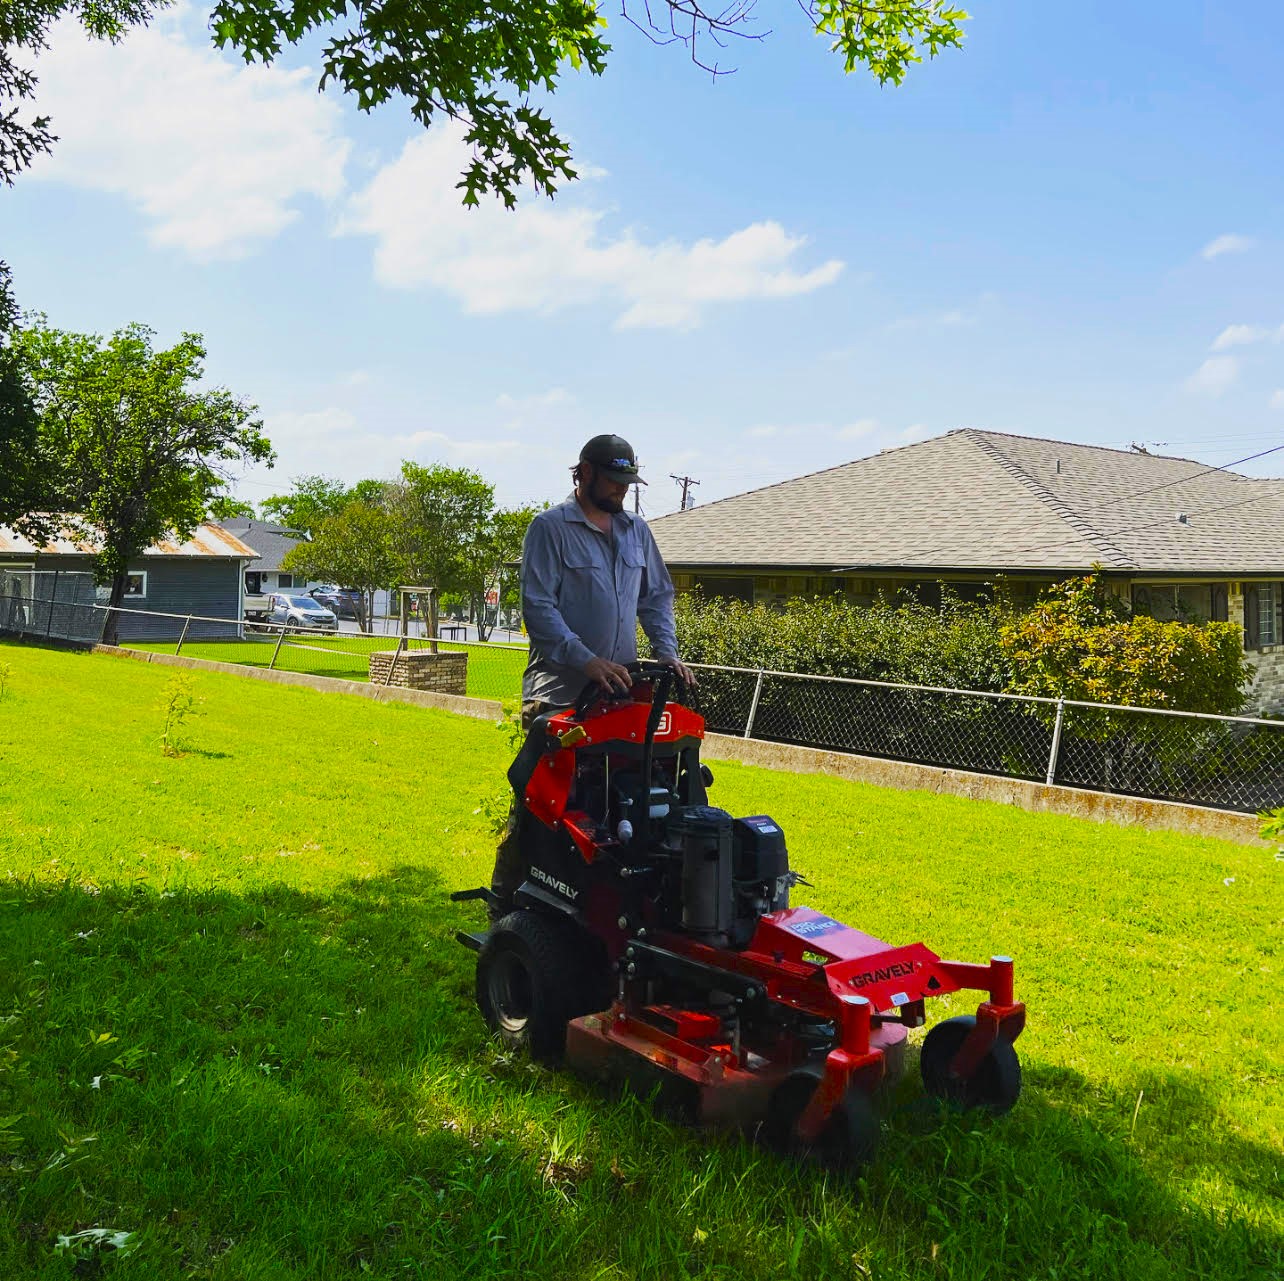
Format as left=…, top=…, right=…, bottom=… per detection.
left=451, top=661, right=1025, bottom=1168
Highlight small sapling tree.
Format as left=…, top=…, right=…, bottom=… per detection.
left=158, top=671, right=202, bottom=757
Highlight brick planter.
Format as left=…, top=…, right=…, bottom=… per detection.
left=368, top=648, right=468, bottom=694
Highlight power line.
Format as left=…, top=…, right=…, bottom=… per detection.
left=671, top=473, right=701, bottom=511
left=1083, top=442, right=1284, bottom=511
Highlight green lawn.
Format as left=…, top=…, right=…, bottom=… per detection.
left=0, top=639, right=1279, bottom=1281
left=127, top=632, right=528, bottom=702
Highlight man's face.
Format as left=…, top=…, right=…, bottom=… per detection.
left=587, top=467, right=629, bottom=514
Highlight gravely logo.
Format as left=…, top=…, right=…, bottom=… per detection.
left=850, top=961, right=914, bottom=991
left=530, top=865, right=579, bottom=901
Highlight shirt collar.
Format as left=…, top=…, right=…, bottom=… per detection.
left=560, top=493, right=632, bottom=531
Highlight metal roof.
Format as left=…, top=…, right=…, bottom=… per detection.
left=0, top=521, right=258, bottom=560
left=648, top=429, right=1284, bottom=576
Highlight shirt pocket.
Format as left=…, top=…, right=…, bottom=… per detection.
left=562, top=549, right=607, bottom=598
left=617, top=542, right=646, bottom=601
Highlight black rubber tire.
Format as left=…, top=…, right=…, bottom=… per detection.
left=476, top=910, right=602, bottom=1063
left=920, top=1015, right=1022, bottom=1114
left=761, top=1066, right=881, bottom=1170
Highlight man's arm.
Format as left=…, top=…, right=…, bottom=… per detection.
left=636, top=524, right=678, bottom=659
left=636, top=524, right=695, bottom=687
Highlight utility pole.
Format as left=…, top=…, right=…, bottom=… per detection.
left=671, top=474, right=700, bottom=511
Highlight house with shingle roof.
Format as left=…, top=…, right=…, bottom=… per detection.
left=647, top=429, right=1284, bottom=708
left=215, top=519, right=319, bottom=599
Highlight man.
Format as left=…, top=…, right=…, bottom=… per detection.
left=489, top=433, right=694, bottom=914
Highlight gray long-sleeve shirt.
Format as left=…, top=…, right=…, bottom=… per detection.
left=520, top=495, right=679, bottom=706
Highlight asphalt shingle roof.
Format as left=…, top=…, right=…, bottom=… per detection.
left=647, top=429, right=1284, bottom=575
left=217, top=521, right=307, bottom=572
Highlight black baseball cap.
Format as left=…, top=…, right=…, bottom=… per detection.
left=579, top=434, right=647, bottom=485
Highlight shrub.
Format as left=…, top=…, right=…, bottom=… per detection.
left=999, top=573, right=1250, bottom=714
left=666, top=590, right=1014, bottom=691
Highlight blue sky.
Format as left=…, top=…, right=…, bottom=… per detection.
left=3, top=1, right=1283, bottom=516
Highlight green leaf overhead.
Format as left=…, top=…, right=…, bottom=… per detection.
left=3, top=1, right=968, bottom=202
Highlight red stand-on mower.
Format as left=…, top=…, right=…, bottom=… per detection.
left=452, top=661, right=1025, bottom=1167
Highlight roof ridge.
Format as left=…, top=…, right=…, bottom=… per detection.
left=648, top=431, right=963, bottom=525
left=962, top=428, right=1235, bottom=471
left=961, top=429, right=1137, bottom=569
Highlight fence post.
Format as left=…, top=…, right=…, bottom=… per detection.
left=46, top=569, right=60, bottom=638
left=1046, top=699, right=1066, bottom=785
left=384, top=634, right=405, bottom=686
left=743, top=669, right=766, bottom=739
left=175, top=614, right=192, bottom=655
left=268, top=624, right=287, bottom=670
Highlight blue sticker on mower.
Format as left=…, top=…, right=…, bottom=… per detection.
left=788, top=915, right=844, bottom=939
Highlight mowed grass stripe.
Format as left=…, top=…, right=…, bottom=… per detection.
left=0, top=640, right=1279, bottom=1281
left=129, top=633, right=528, bottom=702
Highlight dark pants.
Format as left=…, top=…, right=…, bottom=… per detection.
left=489, top=701, right=553, bottom=918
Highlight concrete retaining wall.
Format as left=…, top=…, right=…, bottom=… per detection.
left=95, top=644, right=502, bottom=721
left=701, top=733, right=1268, bottom=847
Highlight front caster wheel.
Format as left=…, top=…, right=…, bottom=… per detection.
left=920, top=1015, right=1021, bottom=1114
left=762, top=1066, right=881, bottom=1170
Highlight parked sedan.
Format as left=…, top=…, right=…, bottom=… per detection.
left=268, top=594, right=338, bottom=633
left=308, top=585, right=364, bottom=621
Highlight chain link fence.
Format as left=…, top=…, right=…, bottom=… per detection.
left=6, top=594, right=1283, bottom=813
left=0, top=595, right=527, bottom=702
left=689, top=662, right=1284, bottom=815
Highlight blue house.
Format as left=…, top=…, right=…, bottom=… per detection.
left=0, top=522, right=258, bottom=642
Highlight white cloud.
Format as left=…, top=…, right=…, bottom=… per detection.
left=1271, top=389, right=1284, bottom=410
left=495, top=388, right=575, bottom=413
left=836, top=418, right=880, bottom=440
left=341, top=128, right=844, bottom=329
left=31, top=8, right=349, bottom=259
left=1184, top=355, right=1240, bottom=395
left=265, top=408, right=360, bottom=440
left=1211, top=323, right=1272, bottom=350
left=747, top=425, right=778, bottom=438
left=1200, top=234, right=1255, bottom=260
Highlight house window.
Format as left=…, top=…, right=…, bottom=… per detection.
left=1132, top=583, right=1226, bottom=624
left=245, top=572, right=263, bottom=594
left=1258, top=585, right=1276, bottom=647
left=278, top=573, right=294, bottom=589
left=94, top=572, right=146, bottom=601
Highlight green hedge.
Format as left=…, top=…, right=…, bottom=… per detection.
left=665, top=576, right=1250, bottom=714
left=667, top=590, right=1014, bottom=692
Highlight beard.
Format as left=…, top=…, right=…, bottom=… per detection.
left=591, top=479, right=626, bottom=513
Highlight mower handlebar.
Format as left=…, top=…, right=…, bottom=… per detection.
left=571, top=659, right=690, bottom=720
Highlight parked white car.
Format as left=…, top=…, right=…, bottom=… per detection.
left=268, top=593, right=338, bottom=633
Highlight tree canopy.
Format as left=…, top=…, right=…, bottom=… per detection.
left=281, top=499, right=396, bottom=627
left=3, top=1, right=969, bottom=201
left=11, top=318, right=273, bottom=639
left=0, top=262, right=44, bottom=532
left=261, top=474, right=355, bottom=535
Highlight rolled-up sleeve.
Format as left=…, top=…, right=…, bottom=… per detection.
left=521, top=518, right=596, bottom=672
left=637, top=526, right=678, bottom=660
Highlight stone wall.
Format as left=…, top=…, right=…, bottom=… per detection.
left=1231, top=585, right=1284, bottom=714
left=368, top=648, right=467, bottom=695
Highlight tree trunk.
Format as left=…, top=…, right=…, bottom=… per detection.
left=101, top=571, right=128, bottom=646
left=473, top=590, right=492, bottom=643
